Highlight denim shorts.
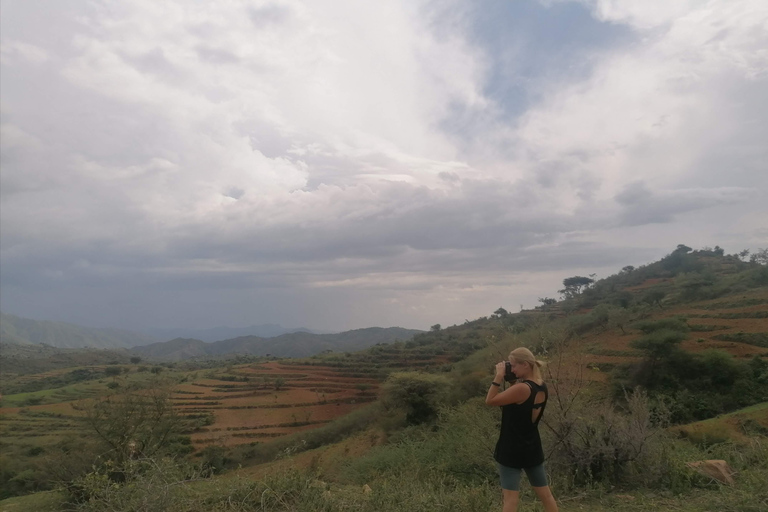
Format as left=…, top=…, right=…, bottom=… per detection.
left=496, top=462, right=549, bottom=491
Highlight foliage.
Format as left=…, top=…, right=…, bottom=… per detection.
left=75, top=383, right=181, bottom=465
left=341, top=399, right=498, bottom=485
left=630, top=329, right=687, bottom=360
left=231, top=403, right=382, bottom=467
left=542, top=389, right=683, bottom=490
left=712, top=332, right=768, bottom=348
left=559, top=276, right=595, bottom=299
left=615, top=350, right=768, bottom=423
left=67, top=457, right=206, bottom=511
left=632, top=316, right=689, bottom=334
left=380, top=372, right=451, bottom=425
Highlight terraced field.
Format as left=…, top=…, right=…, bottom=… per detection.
left=571, top=287, right=768, bottom=382
left=176, top=361, right=380, bottom=448
left=0, top=335, right=471, bottom=458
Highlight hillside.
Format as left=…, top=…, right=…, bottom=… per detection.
left=1, top=246, right=766, bottom=511
left=130, top=326, right=423, bottom=361
left=0, top=343, right=134, bottom=378
left=0, top=312, right=157, bottom=349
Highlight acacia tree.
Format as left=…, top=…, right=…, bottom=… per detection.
left=380, top=372, right=450, bottom=425
left=558, top=276, right=595, bottom=299
left=77, top=385, right=180, bottom=465
left=750, top=248, right=768, bottom=265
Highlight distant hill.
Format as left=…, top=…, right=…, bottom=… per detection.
left=131, top=327, right=423, bottom=361
left=0, top=312, right=157, bottom=349
left=141, top=324, right=323, bottom=343
left=0, top=342, right=134, bottom=376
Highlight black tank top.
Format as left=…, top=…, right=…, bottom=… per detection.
left=493, top=380, right=548, bottom=468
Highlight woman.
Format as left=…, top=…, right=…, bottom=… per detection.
left=485, top=347, right=558, bottom=512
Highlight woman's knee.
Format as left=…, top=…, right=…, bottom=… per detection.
left=502, top=489, right=519, bottom=510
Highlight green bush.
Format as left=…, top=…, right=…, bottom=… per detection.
left=542, top=389, right=689, bottom=490
left=340, top=399, right=498, bottom=486
left=380, top=372, right=451, bottom=425
left=632, top=317, right=689, bottom=334
left=630, top=329, right=687, bottom=361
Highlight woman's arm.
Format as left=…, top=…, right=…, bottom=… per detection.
left=486, top=381, right=531, bottom=406
left=485, top=362, right=530, bottom=406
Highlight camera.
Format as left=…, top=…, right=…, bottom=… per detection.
left=504, top=361, right=517, bottom=383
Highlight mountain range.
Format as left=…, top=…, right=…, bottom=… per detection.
left=0, top=311, right=422, bottom=360
left=140, top=324, right=324, bottom=343
left=130, top=327, right=423, bottom=361
left=0, top=312, right=156, bottom=349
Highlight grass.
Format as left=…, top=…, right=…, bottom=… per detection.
left=712, top=332, right=768, bottom=348
left=0, top=491, right=64, bottom=512
left=2, top=254, right=766, bottom=509
left=700, top=298, right=768, bottom=310
left=4, top=455, right=766, bottom=512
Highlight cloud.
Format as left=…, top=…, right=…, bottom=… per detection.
left=614, top=181, right=751, bottom=225
left=0, top=40, right=49, bottom=64
left=1, top=0, right=766, bottom=330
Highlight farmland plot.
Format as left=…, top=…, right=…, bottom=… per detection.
left=175, top=361, right=379, bottom=448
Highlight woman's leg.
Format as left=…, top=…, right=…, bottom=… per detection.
left=502, top=489, right=519, bottom=512
left=525, top=464, right=558, bottom=512
left=532, top=486, right=558, bottom=512
left=497, top=463, right=522, bottom=512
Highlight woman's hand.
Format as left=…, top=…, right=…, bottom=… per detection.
left=495, top=361, right=506, bottom=381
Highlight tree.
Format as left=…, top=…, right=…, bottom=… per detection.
left=621, top=265, right=635, bottom=274
left=104, top=366, right=121, bottom=376
left=430, top=324, right=442, bottom=332
left=750, top=248, right=768, bottom=265
left=537, top=297, right=557, bottom=306
left=381, top=372, right=450, bottom=425
left=77, top=386, right=180, bottom=465
left=104, top=366, right=122, bottom=381
left=641, top=289, right=666, bottom=308
left=607, top=307, right=632, bottom=335
left=130, top=356, right=142, bottom=364
left=492, top=308, right=509, bottom=318
left=559, top=276, right=595, bottom=299
left=631, top=329, right=686, bottom=361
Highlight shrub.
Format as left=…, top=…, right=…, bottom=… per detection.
left=380, top=372, right=450, bottom=425
left=632, top=317, right=689, bottom=334
left=341, top=399, right=498, bottom=486
left=630, top=329, right=687, bottom=362
left=67, top=457, right=206, bottom=510
left=76, top=384, right=180, bottom=465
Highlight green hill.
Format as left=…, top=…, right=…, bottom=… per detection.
left=1, top=245, right=766, bottom=511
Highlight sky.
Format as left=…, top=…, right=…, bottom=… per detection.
left=1, top=0, right=767, bottom=333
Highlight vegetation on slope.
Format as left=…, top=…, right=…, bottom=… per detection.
left=1, top=245, right=767, bottom=511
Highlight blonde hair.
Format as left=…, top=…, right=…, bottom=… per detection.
left=509, top=347, right=545, bottom=381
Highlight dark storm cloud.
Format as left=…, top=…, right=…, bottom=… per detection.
left=1, top=0, right=766, bottom=331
